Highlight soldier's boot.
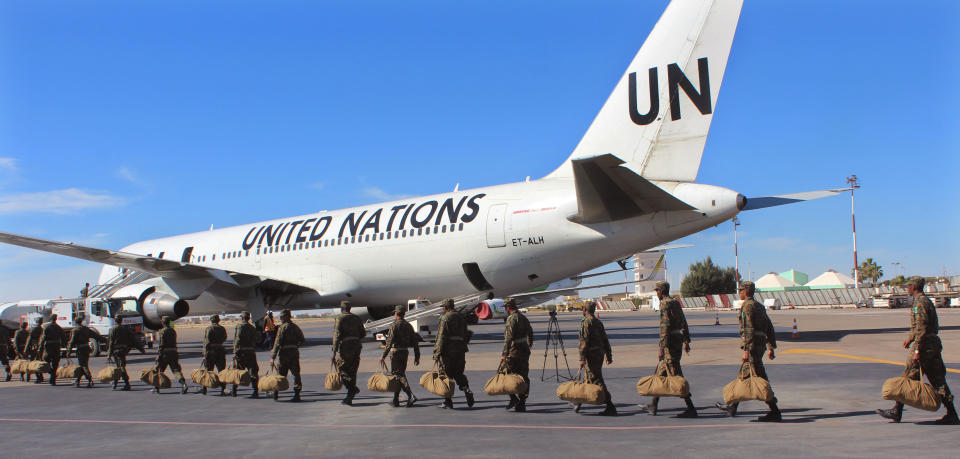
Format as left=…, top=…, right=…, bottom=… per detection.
left=249, top=380, right=260, bottom=399
left=599, top=399, right=618, bottom=416
left=639, top=397, right=659, bottom=416
left=49, top=374, right=57, bottom=386
left=200, top=386, right=207, bottom=395
left=273, top=390, right=279, bottom=401
left=112, top=379, right=118, bottom=390
left=86, top=378, right=93, bottom=389
left=515, top=396, right=526, bottom=413
left=506, top=395, right=518, bottom=411
left=74, top=378, right=81, bottom=388
left=440, top=398, right=454, bottom=409
left=573, top=403, right=581, bottom=413
left=4, top=368, right=10, bottom=381
left=715, top=401, right=738, bottom=417
left=935, top=401, right=960, bottom=425
left=151, top=386, right=161, bottom=394
left=464, top=388, right=475, bottom=408
left=291, top=388, right=301, bottom=403
left=180, top=380, right=189, bottom=395
left=220, top=383, right=227, bottom=396
left=121, top=377, right=131, bottom=391
left=404, top=390, right=417, bottom=408
left=391, top=392, right=401, bottom=408
left=342, top=385, right=357, bottom=405
left=676, top=397, right=698, bottom=418
left=35, top=374, right=44, bottom=384
left=757, top=400, right=782, bottom=422
left=231, top=384, right=238, bottom=397
left=877, top=402, right=903, bottom=423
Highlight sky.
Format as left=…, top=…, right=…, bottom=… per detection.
left=1, top=0, right=958, bottom=302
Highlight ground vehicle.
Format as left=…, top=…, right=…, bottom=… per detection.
left=373, top=298, right=439, bottom=343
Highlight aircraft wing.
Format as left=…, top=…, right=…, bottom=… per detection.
left=0, top=231, right=314, bottom=294
left=509, top=279, right=635, bottom=300
left=743, top=188, right=850, bottom=211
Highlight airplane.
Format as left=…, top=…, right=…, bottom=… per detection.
left=0, top=0, right=847, bottom=330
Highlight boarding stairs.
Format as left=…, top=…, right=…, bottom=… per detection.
left=86, top=270, right=151, bottom=298
left=363, top=290, right=490, bottom=336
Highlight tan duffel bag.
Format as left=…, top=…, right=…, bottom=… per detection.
left=11, top=359, right=29, bottom=375
left=219, top=361, right=251, bottom=386
left=882, top=366, right=941, bottom=412
left=27, top=360, right=51, bottom=374
left=484, top=363, right=528, bottom=396
left=557, top=369, right=605, bottom=405
left=419, top=364, right=454, bottom=398
left=636, top=361, right=690, bottom=398
left=98, top=366, right=120, bottom=383
left=325, top=363, right=343, bottom=391
left=367, top=362, right=401, bottom=393
left=140, top=368, right=172, bottom=389
left=259, top=365, right=290, bottom=392
left=722, top=363, right=774, bottom=404
left=191, top=364, right=221, bottom=388
left=57, top=360, right=84, bottom=379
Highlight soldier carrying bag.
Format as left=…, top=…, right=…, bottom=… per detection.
left=259, top=363, right=290, bottom=393
left=97, top=358, right=120, bottom=383
left=140, top=367, right=172, bottom=389
left=556, top=368, right=605, bottom=405
left=484, top=361, right=528, bottom=396
left=219, top=359, right=251, bottom=386
left=636, top=360, right=690, bottom=398
left=57, top=359, right=84, bottom=379
left=191, top=360, right=221, bottom=388
left=367, top=361, right=401, bottom=393
left=325, top=362, right=343, bottom=391
left=722, top=362, right=774, bottom=404
left=882, top=365, right=941, bottom=412
left=419, top=362, right=455, bottom=398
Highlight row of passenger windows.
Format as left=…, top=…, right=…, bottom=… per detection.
left=193, top=222, right=466, bottom=263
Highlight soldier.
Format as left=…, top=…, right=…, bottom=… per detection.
left=154, top=316, right=188, bottom=394
left=271, top=309, right=304, bottom=402
left=577, top=301, right=616, bottom=416
left=878, top=277, right=959, bottom=424
left=715, top=281, right=781, bottom=422
left=379, top=305, right=421, bottom=407
left=106, top=314, right=143, bottom=391
left=639, top=281, right=697, bottom=418
left=201, top=314, right=228, bottom=396
left=80, top=282, right=90, bottom=298
left=14, top=322, right=30, bottom=382
left=233, top=311, right=261, bottom=398
left=501, top=298, right=534, bottom=412
left=434, top=298, right=475, bottom=409
left=0, top=324, right=11, bottom=381
left=66, top=314, right=99, bottom=388
left=26, top=318, right=44, bottom=384
left=38, top=314, right=65, bottom=386
left=333, top=300, right=365, bottom=405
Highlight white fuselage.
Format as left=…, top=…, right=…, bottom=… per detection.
left=98, top=177, right=741, bottom=314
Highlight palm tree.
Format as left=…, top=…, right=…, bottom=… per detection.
left=855, top=258, right=883, bottom=286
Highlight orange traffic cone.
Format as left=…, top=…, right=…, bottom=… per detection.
left=792, top=317, right=799, bottom=339
left=714, top=309, right=720, bottom=326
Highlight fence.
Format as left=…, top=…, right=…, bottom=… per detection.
left=677, top=287, right=894, bottom=308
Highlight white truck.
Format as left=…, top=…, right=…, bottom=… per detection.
left=0, top=296, right=149, bottom=356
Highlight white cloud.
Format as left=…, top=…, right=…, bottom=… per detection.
left=115, top=167, right=138, bottom=183
left=361, top=186, right=413, bottom=202
left=0, top=157, right=16, bottom=171
left=0, top=188, right=124, bottom=214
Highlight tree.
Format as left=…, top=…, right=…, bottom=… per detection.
left=681, top=257, right=738, bottom=297
left=887, top=275, right=907, bottom=287
left=855, top=258, right=883, bottom=286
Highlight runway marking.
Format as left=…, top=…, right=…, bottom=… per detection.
left=782, top=349, right=960, bottom=374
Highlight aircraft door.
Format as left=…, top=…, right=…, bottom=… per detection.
left=486, top=204, right=507, bottom=248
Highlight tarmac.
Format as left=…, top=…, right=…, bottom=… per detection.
left=2, top=308, right=959, bottom=458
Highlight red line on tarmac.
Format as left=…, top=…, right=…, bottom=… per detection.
left=0, top=417, right=765, bottom=431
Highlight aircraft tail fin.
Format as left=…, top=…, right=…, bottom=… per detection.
left=546, top=0, right=744, bottom=182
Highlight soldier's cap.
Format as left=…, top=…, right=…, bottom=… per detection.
left=280, top=309, right=292, bottom=318
left=906, top=276, right=925, bottom=289
left=394, top=305, right=405, bottom=314
left=210, top=314, right=220, bottom=323
left=584, top=301, right=597, bottom=314
left=340, top=300, right=352, bottom=310
left=654, top=281, right=670, bottom=292
left=738, top=281, right=755, bottom=291
left=504, top=298, right=517, bottom=309
left=442, top=299, right=454, bottom=308
left=162, top=316, right=172, bottom=325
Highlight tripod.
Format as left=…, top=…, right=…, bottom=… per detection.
left=540, top=310, right=574, bottom=382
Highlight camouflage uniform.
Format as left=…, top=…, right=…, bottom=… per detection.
left=38, top=320, right=65, bottom=385
left=502, top=306, right=534, bottom=409
left=26, top=323, right=42, bottom=360
left=381, top=309, right=421, bottom=405
left=107, top=322, right=142, bottom=390
left=579, top=308, right=615, bottom=414
left=271, top=318, right=305, bottom=398
left=435, top=303, right=474, bottom=408
left=155, top=322, right=187, bottom=392
left=14, top=325, right=30, bottom=381
left=642, top=286, right=697, bottom=417
left=333, top=310, right=365, bottom=398
left=234, top=319, right=261, bottom=397
left=0, top=325, right=11, bottom=380
left=67, top=324, right=98, bottom=386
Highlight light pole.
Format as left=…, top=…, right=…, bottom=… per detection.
left=733, top=216, right=741, bottom=290
left=846, top=175, right=861, bottom=288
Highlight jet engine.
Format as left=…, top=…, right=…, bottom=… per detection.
left=474, top=299, right=506, bottom=321
left=140, top=292, right=189, bottom=330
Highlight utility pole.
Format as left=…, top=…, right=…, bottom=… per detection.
left=733, top=216, right=741, bottom=290
left=846, top=175, right=861, bottom=288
